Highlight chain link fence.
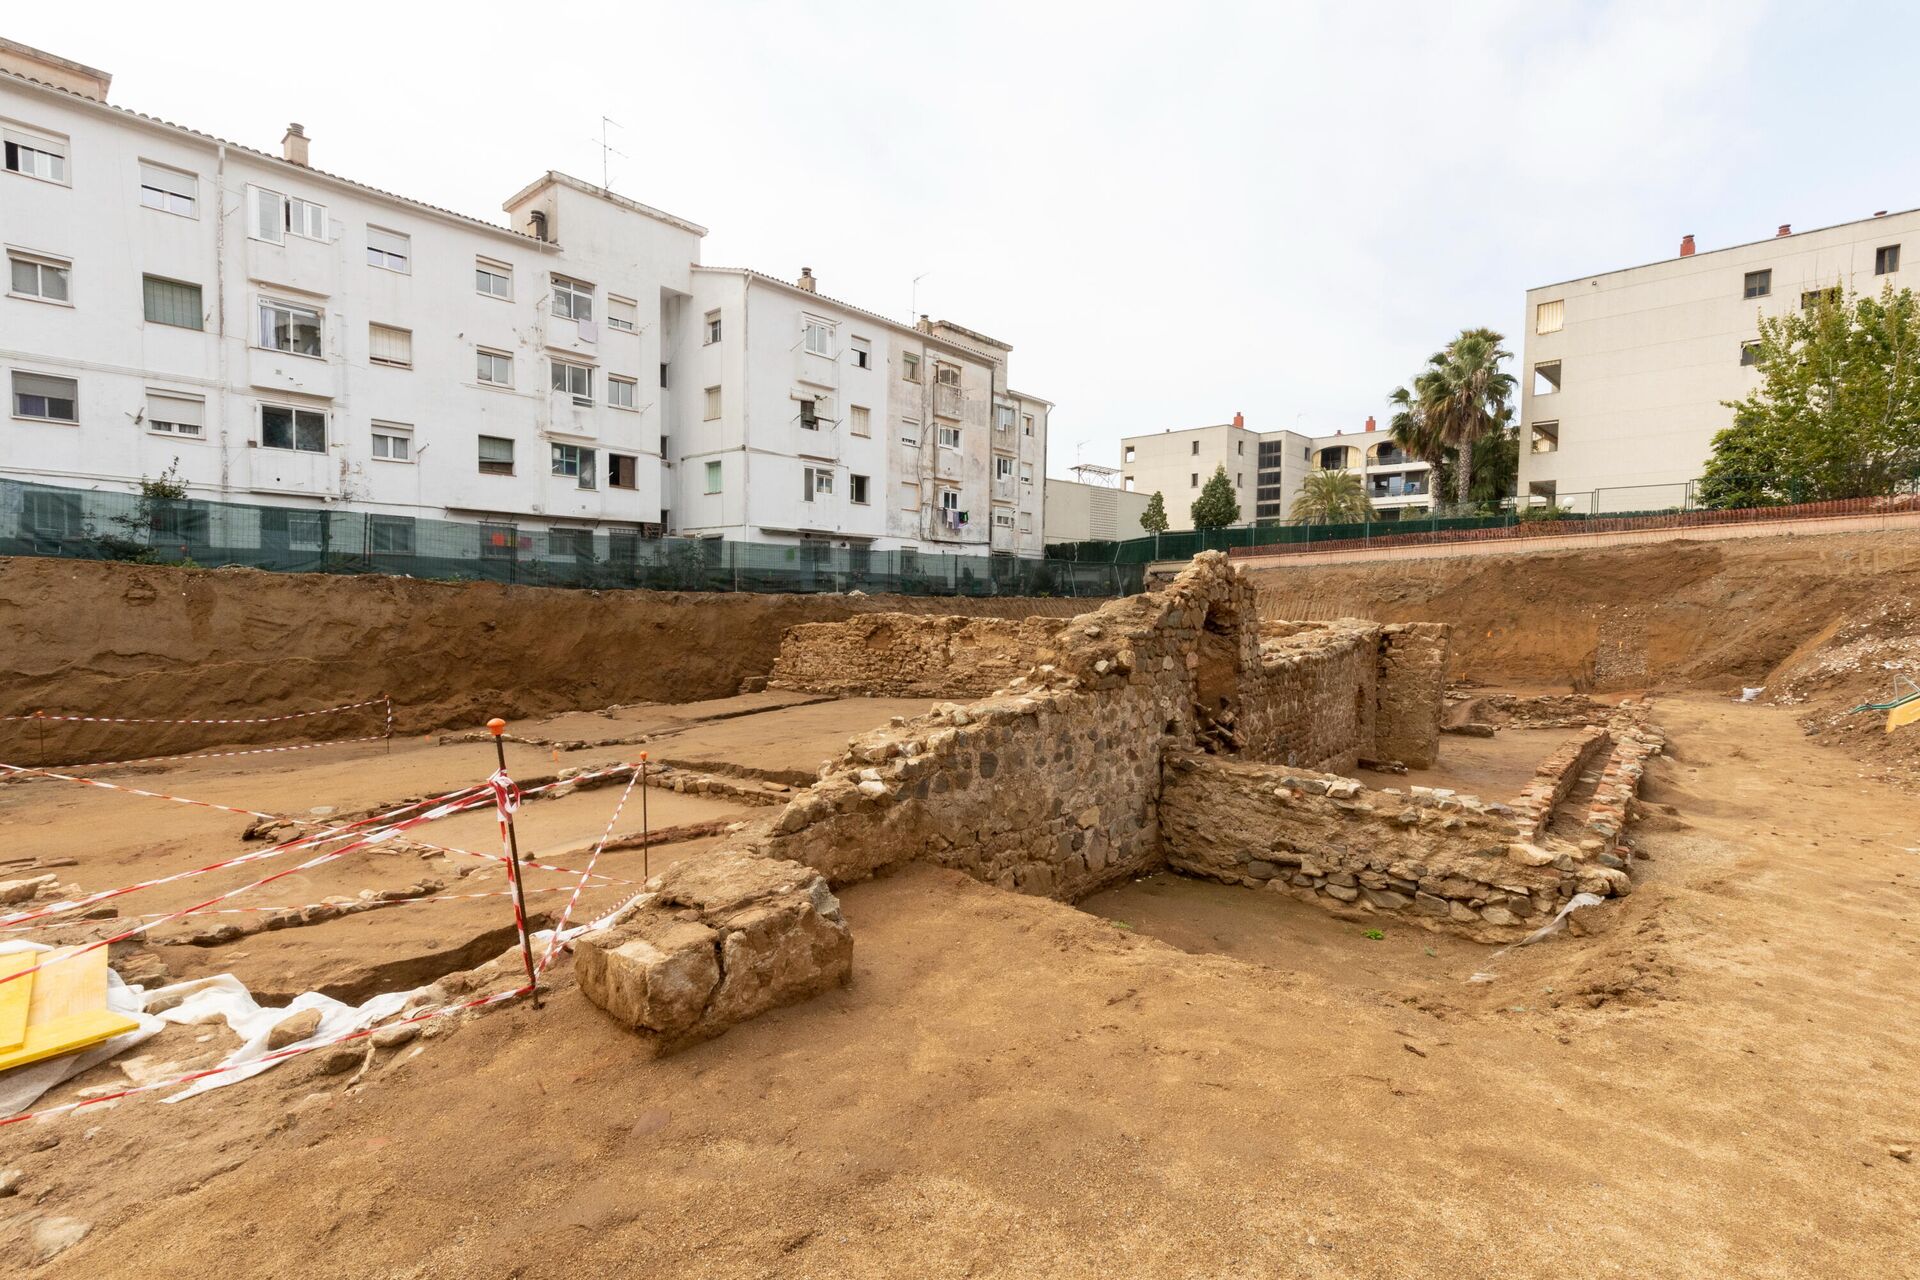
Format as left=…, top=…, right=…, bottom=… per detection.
left=0, top=479, right=1141, bottom=599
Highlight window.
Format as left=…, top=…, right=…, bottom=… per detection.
left=993, top=508, right=1015, bottom=528
left=552, top=274, right=593, bottom=322
left=607, top=297, right=637, bottom=332
left=23, top=491, right=82, bottom=542
left=371, top=422, right=412, bottom=461
left=366, top=227, right=410, bottom=273
left=479, top=522, right=518, bottom=559
left=477, top=349, right=513, bottom=387
left=1740, top=340, right=1760, bottom=367
left=1535, top=299, right=1564, bottom=333
left=286, top=196, right=327, bottom=240
left=1191, top=440, right=1200, bottom=456
left=1743, top=270, right=1771, bottom=300
left=850, top=405, right=871, bottom=437
left=939, top=487, right=961, bottom=512
left=478, top=435, right=515, bottom=475
left=1020, top=462, right=1033, bottom=484
left=1124, top=445, right=1136, bottom=462
left=258, top=300, right=322, bottom=356
left=802, top=317, right=834, bottom=357
left=1124, top=476, right=1134, bottom=491
left=11, top=372, right=77, bottom=422
left=249, top=188, right=285, bottom=242
left=550, top=358, right=593, bottom=405
left=799, top=399, right=819, bottom=430
left=285, top=513, right=325, bottom=552
left=608, top=453, right=638, bottom=489
left=1877, top=244, right=1901, bottom=276
left=261, top=404, right=325, bottom=452
left=4, top=128, right=67, bottom=183
left=146, top=391, right=204, bottom=437
left=1533, top=360, right=1561, bottom=395
left=9, top=253, right=70, bottom=303
left=549, top=528, right=593, bottom=559
left=704, top=386, right=722, bottom=420
left=369, top=324, right=413, bottom=368
left=1236, top=473, right=1243, bottom=486
left=995, top=455, right=1014, bottom=480
left=902, top=351, right=920, bottom=382
left=609, top=375, right=637, bottom=410
left=1020, top=512, right=1032, bottom=533
left=900, top=481, right=920, bottom=510
left=1191, top=473, right=1199, bottom=488
left=900, top=417, right=921, bottom=447
left=1801, top=287, right=1841, bottom=311
left=704, top=460, right=722, bottom=493
left=1023, top=413, right=1035, bottom=437
left=995, top=403, right=1016, bottom=432
left=139, top=162, right=196, bottom=216
left=660, top=363, right=669, bottom=388
left=1530, top=421, right=1559, bottom=454
left=937, top=425, right=961, bottom=450
left=552, top=443, right=597, bottom=488
left=703, top=310, right=722, bottom=344
left=369, top=515, right=415, bottom=555
left=476, top=259, right=512, bottom=299
left=803, top=466, right=834, bottom=501
left=852, top=337, right=871, bottom=369
left=143, top=275, right=202, bottom=329
left=851, top=473, right=870, bottom=504
left=1237, top=440, right=1245, bottom=455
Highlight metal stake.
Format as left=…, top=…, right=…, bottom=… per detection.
left=487, top=717, right=540, bottom=1009
left=640, top=753, right=651, bottom=880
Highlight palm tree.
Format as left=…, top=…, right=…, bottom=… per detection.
left=1290, top=470, right=1375, bottom=524
left=1388, top=328, right=1516, bottom=509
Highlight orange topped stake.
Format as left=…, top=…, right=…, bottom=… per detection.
left=486, top=717, right=507, bottom=737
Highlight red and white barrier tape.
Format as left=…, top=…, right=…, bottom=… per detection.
left=2, top=696, right=392, bottom=727
left=0, top=981, right=532, bottom=1129
left=539, top=762, right=643, bottom=975
left=51, top=734, right=391, bottom=772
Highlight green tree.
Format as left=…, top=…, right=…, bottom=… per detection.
left=1139, top=490, right=1170, bottom=534
left=1699, top=282, right=1920, bottom=507
left=1430, top=418, right=1519, bottom=512
left=1289, top=470, right=1375, bottom=524
left=1388, top=327, right=1516, bottom=508
left=1189, top=464, right=1241, bottom=530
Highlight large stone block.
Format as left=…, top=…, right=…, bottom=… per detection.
left=575, top=852, right=852, bottom=1053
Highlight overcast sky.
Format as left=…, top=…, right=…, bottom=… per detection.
left=19, top=2, right=1920, bottom=473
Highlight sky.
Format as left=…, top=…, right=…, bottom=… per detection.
left=16, top=1, right=1920, bottom=475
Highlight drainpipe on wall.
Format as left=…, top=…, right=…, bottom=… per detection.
left=214, top=140, right=230, bottom=496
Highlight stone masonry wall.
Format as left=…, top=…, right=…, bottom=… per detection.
left=1239, top=622, right=1380, bottom=773
left=1158, top=752, right=1619, bottom=941
left=1375, top=623, right=1450, bottom=769
left=768, top=615, right=1069, bottom=698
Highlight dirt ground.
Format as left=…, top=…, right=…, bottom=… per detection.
left=4, top=690, right=1917, bottom=1277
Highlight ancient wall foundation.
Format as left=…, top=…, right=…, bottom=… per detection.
left=768, top=615, right=1069, bottom=698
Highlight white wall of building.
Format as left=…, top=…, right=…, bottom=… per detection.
left=1520, top=213, right=1915, bottom=511
left=1044, top=477, right=1152, bottom=542
left=0, top=51, right=1055, bottom=560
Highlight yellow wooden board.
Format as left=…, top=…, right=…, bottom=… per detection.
left=0, top=946, right=140, bottom=1074
left=1888, top=699, right=1920, bottom=733
left=0, top=951, right=35, bottom=1052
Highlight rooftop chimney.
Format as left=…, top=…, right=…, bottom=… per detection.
left=1776, top=223, right=1791, bottom=238
left=1365, top=415, right=1377, bottom=432
left=1232, top=411, right=1244, bottom=429
left=281, top=123, right=309, bottom=167
left=1680, top=234, right=1696, bottom=257
left=796, top=266, right=817, bottom=294
left=1876, top=210, right=1889, bottom=218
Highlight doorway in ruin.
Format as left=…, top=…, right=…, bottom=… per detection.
left=1192, top=598, right=1242, bottom=752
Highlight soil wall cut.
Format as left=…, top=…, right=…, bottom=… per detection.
left=768, top=615, right=1070, bottom=698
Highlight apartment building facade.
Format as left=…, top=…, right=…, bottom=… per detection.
left=1519, top=211, right=1915, bottom=510
left=0, top=40, right=1049, bottom=560
left=1119, top=414, right=1430, bottom=530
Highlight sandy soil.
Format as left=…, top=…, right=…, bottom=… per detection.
left=5, top=691, right=1917, bottom=1277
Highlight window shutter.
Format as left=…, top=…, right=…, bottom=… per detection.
left=479, top=436, right=515, bottom=465
left=370, top=324, right=412, bottom=365
left=147, top=392, right=204, bottom=430
left=143, top=277, right=203, bottom=329
left=368, top=227, right=409, bottom=257
left=140, top=162, right=195, bottom=199
left=251, top=188, right=285, bottom=243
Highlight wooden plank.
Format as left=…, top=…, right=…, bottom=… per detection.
left=0, top=951, right=35, bottom=1052
left=0, top=946, right=140, bottom=1074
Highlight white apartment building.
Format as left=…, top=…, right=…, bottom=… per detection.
left=1043, top=475, right=1153, bottom=543
left=1520, top=212, right=1915, bottom=510
left=0, top=39, right=1049, bottom=560
left=1118, top=413, right=1431, bottom=530
left=665, top=271, right=1047, bottom=558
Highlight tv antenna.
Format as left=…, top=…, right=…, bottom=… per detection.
left=911, top=272, right=931, bottom=324
left=595, top=116, right=628, bottom=190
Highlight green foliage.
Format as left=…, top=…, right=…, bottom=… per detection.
left=1363, top=929, right=1385, bottom=941
left=1189, top=464, right=1241, bottom=530
left=1517, top=502, right=1574, bottom=523
left=1289, top=470, right=1376, bottom=524
left=98, top=460, right=191, bottom=563
left=1699, top=283, right=1920, bottom=507
left=1431, top=424, right=1520, bottom=513
left=1139, top=490, right=1170, bottom=535
left=1388, top=328, right=1517, bottom=507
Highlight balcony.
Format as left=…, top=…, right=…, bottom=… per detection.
left=990, top=523, right=1016, bottom=552
left=934, top=383, right=963, bottom=420
left=992, top=477, right=1016, bottom=502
